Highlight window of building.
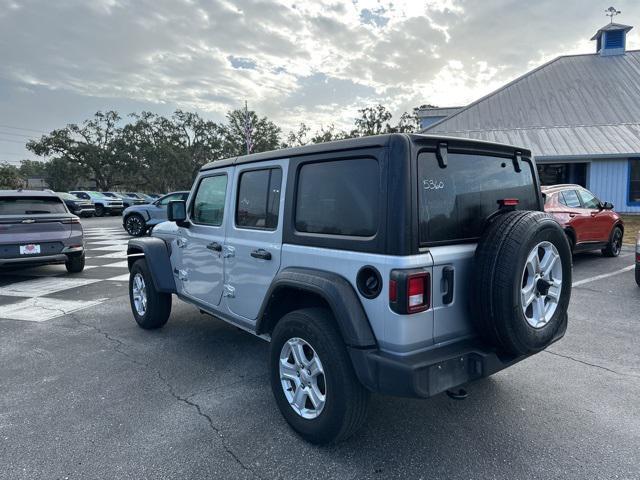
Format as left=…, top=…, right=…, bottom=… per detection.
left=295, top=158, right=379, bottom=237
left=235, top=168, right=282, bottom=230
left=191, top=174, right=227, bottom=226
left=629, top=159, right=640, bottom=205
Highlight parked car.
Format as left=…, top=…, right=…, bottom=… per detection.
left=137, top=193, right=160, bottom=202
left=542, top=184, right=624, bottom=257
left=102, top=192, right=147, bottom=209
left=122, top=191, right=189, bottom=236
left=636, top=232, right=640, bottom=287
left=56, top=192, right=95, bottom=217
left=122, top=192, right=150, bottom=202
left=69, top=191, right=124, bottom=217
left=0, top=190, right=85, bottom=272
left=126, top=134, right=572, bottom=444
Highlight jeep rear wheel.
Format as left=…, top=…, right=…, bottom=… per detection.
left=473, top=211, right=572, bottom=355
left=269, top=308, right=369, bottom=444
left=129, top=259, right=171, bottom=329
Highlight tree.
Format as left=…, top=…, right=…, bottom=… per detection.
left=284, top=123, right=311, bottom=148
left=389, top=111, right=420, bottom=133
left=44, top=157, right=84, bottom=191
left=18, top=159, right=46, bottom=178
left=27, top=111, right=130, bottom=190
left=354, top=104, right=393, bottom=136
left=0, top=163, right=24, bottom=189
left=309, top=124, right=353, bottom=144
left=222, top=108, right=281, bottom=157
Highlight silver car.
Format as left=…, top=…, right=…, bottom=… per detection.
left=0, top=190, right=85, bottom=272
left=122, top=191, right=189, bottom=236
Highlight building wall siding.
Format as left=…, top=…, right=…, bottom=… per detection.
left=588, top=158, right=640, bottom=214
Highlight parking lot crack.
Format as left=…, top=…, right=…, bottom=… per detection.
left=545, top=350, right=640, bottom=379
left=157, top=371, right=262, bottom=479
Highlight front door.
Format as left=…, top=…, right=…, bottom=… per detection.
left=578, top=189, right=611, bottom=243
left=178, top=169, right=232, bottom=308
left=224, top=160, right=286, bottom=322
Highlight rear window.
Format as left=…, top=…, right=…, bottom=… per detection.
left=418, top=152, right=537, bottom=244
left=0, top=196, right=67, bottom=215
left=295, top=158, right=379, bottom=237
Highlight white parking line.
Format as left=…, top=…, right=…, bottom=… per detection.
left=572, top=265, right=635, bottom=287
left=0, top=277, right=101, bottom=297
left=0, top=297, right=106, bottom=322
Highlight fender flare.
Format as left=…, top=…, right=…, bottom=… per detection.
left=127, top=237, right=176, bottom=293
left=256, top=267, right=377, bottom=348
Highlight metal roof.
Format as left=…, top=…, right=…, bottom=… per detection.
left=425, top=50, right=640, bottom=159
left=415, top=106, right=464, bottom=118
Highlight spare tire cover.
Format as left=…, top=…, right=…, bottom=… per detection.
left=473, top=210, right=572, bottom=355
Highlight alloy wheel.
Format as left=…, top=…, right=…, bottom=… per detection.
left=279, top=337, right=326, bottom=419
left=520, top=241, right=563, bottom=328
left=126, top=215, right=144, bottom=236
left=132, top=273, right=147, bottom=316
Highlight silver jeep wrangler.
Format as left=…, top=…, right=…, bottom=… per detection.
left=127, top=134, right=571, bottom=444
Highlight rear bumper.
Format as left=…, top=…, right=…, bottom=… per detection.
left=349, top=318, right=567, bottom=398
left=0, top=253, right=68, bottom=267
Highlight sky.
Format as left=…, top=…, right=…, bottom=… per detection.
left=1, top=0, right=640, bottom=164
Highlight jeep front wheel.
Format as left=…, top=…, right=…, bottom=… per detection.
left=269, top=308, right=369, bottom=444
left=129, top=259, right=171, bottom=329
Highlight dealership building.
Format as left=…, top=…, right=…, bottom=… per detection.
left=422, top=21, right=640, bottom=213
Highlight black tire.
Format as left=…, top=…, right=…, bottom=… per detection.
left=94, top=204, right=104, bottom=217
left=129, top=259, right=171, bottom=329
left=473, top=210, right=572, bottom=355
left=602, top=226, right=623, bottom=257
left=270, top=308, right=369, bottom=444
left=65, top=253, right=85, bottom=273
left=636, top=265, right=640, bottom=288
left=125, top=213, right=147, bottom=237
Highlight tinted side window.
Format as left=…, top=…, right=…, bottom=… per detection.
left=561, top=190, right=582, bottom=208
left=236, top=168, right=282, bottom=230
left=578, top=189, right=600, bottom=209
left=295, top=158, right=379, bottom=237
left=191, top=175, right=227, bottom=226
left=158, top=193, right=180, bottom=206
left=418, top=152, right=537, bottom=244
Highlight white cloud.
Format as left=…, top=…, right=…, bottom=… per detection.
left=1, top=0, right=640, bottom=140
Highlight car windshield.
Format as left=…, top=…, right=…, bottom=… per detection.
left=126, top=193, right=142, bottom=199
left=57, top=192, right=78, bottom=200
left=88, top=191, right=105, bottom=199
left=102, top=192, right=119, bottom=198
left=0, top=196, right=67, bottom=215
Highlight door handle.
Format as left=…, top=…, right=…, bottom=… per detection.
left=442, top=266, right=454, bottom=305
left=250, top=249, right=272, bottom=260
left=590, top=212, right=597, bottom=217
left=206, top=241, right=222, bottom=252
left=569, top=213, right=576, bottom=218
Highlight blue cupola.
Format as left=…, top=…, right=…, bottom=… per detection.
left=591, top=22, right=633, bottom=56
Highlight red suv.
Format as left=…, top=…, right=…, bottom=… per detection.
left=542, top=184, right=624, bottom=257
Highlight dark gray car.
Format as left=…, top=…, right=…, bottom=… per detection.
left=0, top=190, right=85, bottom=272
left=122, top=191, right=189, bottom=236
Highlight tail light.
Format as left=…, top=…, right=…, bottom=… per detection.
left=62, top=218, right=81, bottom=224
left=389, top=269, right=430, bottom=314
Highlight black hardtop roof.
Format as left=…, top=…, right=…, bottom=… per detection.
left=0, top=189, right=59, bottom=198
left=200, top=133, right=531, bottom=171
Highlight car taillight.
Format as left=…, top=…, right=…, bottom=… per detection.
left=389, top=269, right=430, bottom=314
left=62, top=218, right=80, bottom=224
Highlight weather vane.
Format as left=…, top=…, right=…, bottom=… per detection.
left=605, top=6, right=621, bottom=23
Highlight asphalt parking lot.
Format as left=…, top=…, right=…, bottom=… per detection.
left=1, top=215, right=639, bottom=480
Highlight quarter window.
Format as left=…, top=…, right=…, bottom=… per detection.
left=191, top=175, right=227, bottom=226
left=235, top=168, right=282, bottom=230
left=560, top=190, right=582, bottom=208
left=295, top=158, right=379, bottom=237
left=629, top=159, right=640, bottom=204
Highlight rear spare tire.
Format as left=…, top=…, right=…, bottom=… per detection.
left=473, top=210, right=572, bottom=355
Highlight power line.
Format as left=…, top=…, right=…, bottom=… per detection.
left=0, top=124, right=48, bottom=134
left=0, top=137, right=28, bottom=145
left=0, top=130, right=37, bottom=139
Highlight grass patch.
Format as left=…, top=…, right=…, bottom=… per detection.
left=620, top=214, right=640, bottom=245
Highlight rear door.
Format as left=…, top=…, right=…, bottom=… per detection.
left=177, top=169, right=232, bottom=308
left=417, top=151, right=539, bottom=343
left=224, top=159, right=286, bottom=322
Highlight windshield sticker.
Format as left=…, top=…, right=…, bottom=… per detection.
left=423, top=179, right=445, bottom=190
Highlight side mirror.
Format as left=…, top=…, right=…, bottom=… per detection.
left=602, top=201, right=614, bottom=210
left=167, top=200, right=188, bottom=226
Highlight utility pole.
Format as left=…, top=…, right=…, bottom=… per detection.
left=243, top=100, right=253, bottom=155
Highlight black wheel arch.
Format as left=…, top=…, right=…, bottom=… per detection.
left=256, top=267, right=377, bottom=348
left=127, top=237, right=176, bottom=293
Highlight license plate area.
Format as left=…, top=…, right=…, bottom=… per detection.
left=20, top=244, right=41, bottom=255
